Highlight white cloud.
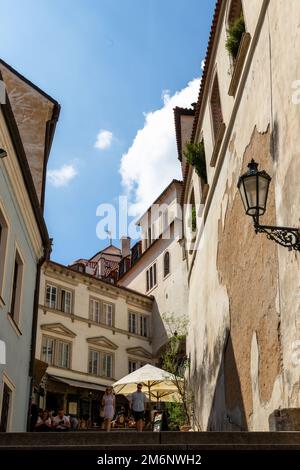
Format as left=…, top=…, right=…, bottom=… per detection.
left=94, top=129, right=113, bottom=150
left=47, top=164, right=78, bottom=187
left=120, top=77, right=200, bottom=216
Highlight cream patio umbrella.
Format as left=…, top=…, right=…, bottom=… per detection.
left=113, top=364, right=183, bottom=403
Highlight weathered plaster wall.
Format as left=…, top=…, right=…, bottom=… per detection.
left=217, top=128, right=281, bottom=428
left=0, top=65, right=54, bottom=204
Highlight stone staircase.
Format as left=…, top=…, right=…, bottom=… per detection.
left=1, top=431, right=300, bottom=450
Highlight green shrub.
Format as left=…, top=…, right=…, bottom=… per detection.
left=183, top=141, right=207, bottom=182
left=225, top=15, right=245, bottom=60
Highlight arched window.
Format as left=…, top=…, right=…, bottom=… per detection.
left=164, top=251, right=170, bottom=277
left=210, top=72, right=223, bottom=142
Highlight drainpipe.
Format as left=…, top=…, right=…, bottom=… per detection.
left=26, top=239, right=52, bottom=431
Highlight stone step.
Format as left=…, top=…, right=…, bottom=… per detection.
left=1, top=431, right=300, bottom=449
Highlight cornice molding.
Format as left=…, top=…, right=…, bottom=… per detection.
left=41, top=322, right=76, bottom=338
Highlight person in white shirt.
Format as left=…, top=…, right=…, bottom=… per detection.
left=52, top=409, right=71, bottom=432
left=129, top=383, right=147, bottom=432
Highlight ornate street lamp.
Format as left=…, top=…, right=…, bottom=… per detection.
left=238, top=159, right=300, bottom=251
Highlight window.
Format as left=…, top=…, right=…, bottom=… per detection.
left=164, top=251, right=170, bottom=277
left=103, top=302, right=113, bottom=326
left=129, top=312, right=137, bottom=334
left=148, top=227, right=151, bottom=245
left=129, top=311, right=150, bottom=337
left=42, top=337, right=54, bottom=364
left=102, top=352, right=112, bottom=378
left=0, top=383, right=12, bottom=432
left=210, top=73, right=223, bottom=142
left=9, top=250, right=23, bottom=324
left=90, top=298, right=101, bottom=323
left=41, top=336, right=71, bottom=369
left=46, top=285, right=57, bottom=309
left=61, top=289, right=72, bottom=313
left=89, top=298, right=114, bottom=326
left=45, top=285, right=73, bottom=314
left=128, top=360, right=147, bottom=374
left=146, top=263, right=157, bottom=292
left=140, top=315, right=148, bottom=337
left=88, top=349, right=113, bottom=378
left=57, top=340, right=70, bottom=368
left=0, top=208, right=8, bottom=297
left=128, top=360, right=137, bottom=373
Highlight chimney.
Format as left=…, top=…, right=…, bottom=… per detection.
left=121, top=236, right=131, bottom=258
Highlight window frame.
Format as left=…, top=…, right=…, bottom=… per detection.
left=41, top=334, right=72, bottom=370
left=146, top=262, right=157, bottom=292
left=163, top=251, right=170, bottom=278
left=45, top=283, right=74, bottom=315
left=88, top=348, right=114, bottom=378
left=128, top=311, right=150, bottom=338
left=0, top=204, right=9, bottom=303
left=9, top=247, right=24, bottom=326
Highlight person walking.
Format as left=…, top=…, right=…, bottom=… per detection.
left=129, top=383, right=147, bottom=432
left=102, top=387, right=115, bottom=432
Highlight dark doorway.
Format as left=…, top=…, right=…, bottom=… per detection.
left=0, top=383, right=11, bottom=431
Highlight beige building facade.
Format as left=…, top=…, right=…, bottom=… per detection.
left=35, top=260, right=153, bottom=423
left=118, top=180, right=189, bottom=354
left=178, top=0, right=300, bottom=431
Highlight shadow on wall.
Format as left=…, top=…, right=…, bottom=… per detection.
left=152, top=299, right=168, bottom=356
left=207, top=332, right=248, bottom=431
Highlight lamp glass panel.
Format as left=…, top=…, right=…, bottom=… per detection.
left=243, top=175, right=258, bottom=215
left=238, top=180, right=248, bottom=213
left=258, top=175, right=270, bottom=214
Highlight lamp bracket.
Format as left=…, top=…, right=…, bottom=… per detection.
left=254, top=222, right=300, bottom=251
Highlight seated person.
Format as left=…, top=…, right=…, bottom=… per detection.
left=52, top=409, right=71, bottom=431
left=34, top=410, right=52, bottom=432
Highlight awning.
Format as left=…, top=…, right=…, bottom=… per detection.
left=33, top=359, right=48, bottom=387
left=49, top=375, right=107, bottom=392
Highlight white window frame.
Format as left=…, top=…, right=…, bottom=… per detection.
left=146, top=262, right=157, bottom=292
left=60, top=289, right=72, bottom=314
left=41, top=335, right=71, bottom=369
left=103, top=302, right=113, bottom=327
left=88, top=349, right=113, bottom=378
left=129, top=311, right=137, bottom=334
left=46, top=284, right=57, bottom=309
left=0, top=204, right=9, bottom=302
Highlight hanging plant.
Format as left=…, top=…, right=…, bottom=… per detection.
left=183, top=141, right=207, bottom=183
left=225, top=15, right=245, bottom=60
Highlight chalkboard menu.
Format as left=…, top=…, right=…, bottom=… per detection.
left=153, top=412, right=163, bottom=432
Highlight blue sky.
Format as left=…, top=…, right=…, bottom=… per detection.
left=1, top=0, right=215, bottom=264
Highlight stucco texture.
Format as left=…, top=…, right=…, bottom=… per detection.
left=217, top=127, right=281, bottom=425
